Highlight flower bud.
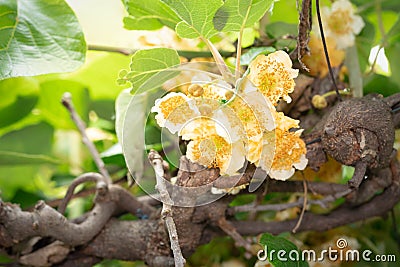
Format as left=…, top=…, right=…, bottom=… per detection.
left=188, top=84, right=204, bottom=97
left=312, top=95, right=327, bottom=109
left=198, top=104, right=212, bottom=116
left=225, top=90, right=234, bottom=100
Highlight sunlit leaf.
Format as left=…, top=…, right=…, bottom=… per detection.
left=162, top=0, right=223, bottom=39
left=213, top=0, right=274, bottom=32
left=121, top=48, right=180, bottom=93
left=122, top=0, right=180, bottom=30
left=0, top=0, right=86, bottom=80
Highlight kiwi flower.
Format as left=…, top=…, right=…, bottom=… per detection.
left=247, top=50, right=299, bottom=104
left=318, top=0, right=365, bottom=50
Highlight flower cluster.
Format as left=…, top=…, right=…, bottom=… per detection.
left=151, top=51, right=307, bottom=180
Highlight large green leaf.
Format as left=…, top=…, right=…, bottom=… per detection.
left=119, top=48, right=180, bottom=93
left=0, top=0, right=86, bottom=80
left=162, top=0, right=223, bottom=39
left=213, top=0, right=274, bottom=32
left=0, top=77, right=40, bottom=128
left=259, top=233, right=309, bottom=267
left=122, top=0, right=180, bottom=30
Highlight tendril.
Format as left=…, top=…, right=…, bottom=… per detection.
left=316, top=0, right=342, bottom=102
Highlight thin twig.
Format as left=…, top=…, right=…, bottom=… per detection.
left=148, top=150, right=185, bottom=267
left=61, top=93, right=112, bottom=184
left=228, top=188, right=352, bottom=214
left=88, top=44, right=233, bottom=59
left=292, top=179, right=307, bottom=233
left=58, top=172, right=105, bottom=214
left=248, top=177, right=270, bottom=220
left=217, top=217, right=253, bottom=257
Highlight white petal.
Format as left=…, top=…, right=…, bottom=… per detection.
left=213, top=109, right=243, bottom=143
left=191, top=73, right=212, bottom=84
left=220, top=142, right=246, bottom=175
left=269, top=168, right=295, bottom=181
left=293, top=154, right=308, bottom=170
left=351, top=15, right=365, bottom=35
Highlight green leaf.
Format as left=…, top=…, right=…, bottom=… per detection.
left=259, top=233, right=309, bottom=267
left=100, top=144, right=126, bottom=167
left=162, top=0, right=223, bottom=39
left=36, top=80, right=90, bottom=129
left=356, top=19, right=375, bottom=72
left=265, top=22, right=298, bottom=39
left=121, top=48, right=180, bottom=93
left=0, top=77, right=40, bottom=128
left=122, top=0, right=180, bottom=30
left=0, top=0, right=86, bottom=80
left=0, top=122, right=53, bottom=155
left=386, top=16, right=400, bottom=86
left=353, top=0, right=400, bottom=14
left=116, top=89, right=147, bottom=179
left=364, top=74, right=400, bottom=97
left=213, top=0, right=274, bottom=32
left=240, top=46, right=276, bottom=65
left=0, top=151, right=60, bottom=165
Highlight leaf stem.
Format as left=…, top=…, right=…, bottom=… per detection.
left=202, top=38, right=235, bottom=84
left=345, top=45, right=363, bottom=98
left=235, top=29, right=243, bottom=81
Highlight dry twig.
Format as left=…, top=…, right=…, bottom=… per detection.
left=61, top=93, right=112, bottom=184
left=148, top=150, right=186, bottom=267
